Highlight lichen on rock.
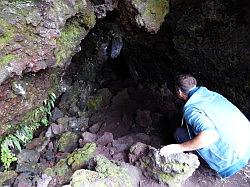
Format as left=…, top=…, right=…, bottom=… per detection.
left=44, top=143, right=96, bottom=185
left=65, top=155, right=138, bottom=187
left=0, top=0, right=96, bottom=84
left=120, top=0, right=169, bottom=33
left=129, top=142, right=200, bottom=187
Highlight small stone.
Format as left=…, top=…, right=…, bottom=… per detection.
left=51, top=107, right=64, bottom=122
left=57, top=116, right=71, bottom=126
left=16, top=163, right=42, bottom=175
left=26, top=137, right=50, bottom=153
left=51, top=123, right=64, bottom=135
left=17, top=149, right=40, bottom=164
left=81, top=132, right=97, bottom=144
left=13, top=35, right=25, bottom=42
left=45, top=126, right=53, bottom=138
left=96, top=132, right=114, bottom=146
left=113, top=135, right=134, bottom=153
left=14, top=173, right=34, bottom=187
left=37, top=174, right=52, bottom=187
left=68, top=116, right=89, bottom=132
left=112, top=152, right=127, bottom=162
left=89, top=123, right=102, bottom=133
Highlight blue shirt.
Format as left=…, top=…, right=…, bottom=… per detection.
left=184, top=86, right=250, bottom=177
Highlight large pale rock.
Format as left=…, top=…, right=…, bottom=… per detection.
left=120, top=0, right=169, bottom=33
left=129, top=142, right=200, bottom=187
left=64, top=155, right=141, bottom=187
left=0, top=0, right=96, bottom=84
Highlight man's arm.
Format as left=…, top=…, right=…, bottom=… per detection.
left=160, top=130, right=219, bottom=156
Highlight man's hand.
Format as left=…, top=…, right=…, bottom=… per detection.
left=159, top=144, right=183, bottom=156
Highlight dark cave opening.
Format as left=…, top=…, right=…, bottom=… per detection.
left=61, top=11, right=182, bottom=146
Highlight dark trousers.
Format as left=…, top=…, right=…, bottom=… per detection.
left=174, top=127, right=209, bottom=167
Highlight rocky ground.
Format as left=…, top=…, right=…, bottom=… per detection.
left=1, top=58, right=250, bottom=187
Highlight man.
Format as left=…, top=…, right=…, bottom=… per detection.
left=160, top=74, right=250, bottom=178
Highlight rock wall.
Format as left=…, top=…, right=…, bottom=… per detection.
left=0, top=0, right=169, bottom=137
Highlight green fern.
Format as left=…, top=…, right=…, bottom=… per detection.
left=0, top=92, right=57, bottom=170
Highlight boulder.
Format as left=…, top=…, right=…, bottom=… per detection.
left=58, top=132, right=79, bottom=153
left=44, top=143, right=96, bottom=186
left=129, top=142, right=200, bottom=187
left=65, top=155, right=141, bottom=187
left=96, top=132, right=114, bottom=146
left=119, top=0, right=169, bottom=33
left=81, top=132, right=98, bottom=144
left=17, top=149, right=40, bottom=164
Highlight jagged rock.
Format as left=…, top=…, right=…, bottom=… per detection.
left=88, top=122, right=102, bottom=133
left=0, top=69, right=61, bottom=137
left=16, top=163, right=43, bottom=175
left=51, top=123, right=65, bottom=135
left=96, top=132, right=114, bottom=146
left=0, top=171, right=17, bottom=186
left=119, top=0, right=169, bottom=33
left=14, top=173, right=34, bottom=187
left=57, top=116, right=73, bottom=126
left=44, top=143, right=96, bottom=186
left=37, top=174, right=52, bottom=187
left=68, top=116, right=89, bottom=132
left=26, top=136, right=50, bottom=153
left=93, top=0, right=119, bottom=19
left=112, top=135, right=134, bottom=153
left=17, top=149, right=40, bottom=164
left=87, top=88, right=112, bottom=112
left=51, top=107, right=64, bottom=122
left=110, top=36, right=123, bottom=59
left=129, top=142, right=200, bottom=187
left=58, top=132, right=79, bottom=153
left=0, top=0, right=96, bottom=84
left=81, top=132, right=98, bottom=144
left=64, top=155, right=141, bottom=187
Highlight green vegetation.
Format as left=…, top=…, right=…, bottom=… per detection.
left=0, top=19, right=16, bottom=50
left=0, top=54, right=17, bottom=69
left=0, top=92, right=57, bottom=171
left=45, top=143, right=96, bottom=177
left=55, top=20, right=83, bottom=65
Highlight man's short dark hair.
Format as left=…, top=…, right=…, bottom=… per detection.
left=177, top=74, right=197, bottom=94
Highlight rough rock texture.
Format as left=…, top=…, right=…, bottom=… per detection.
left=120, top=0, right=170, bottom=33
left=64, top=155, right=140, bottom=187
left=0, top=171, right=17, bottom=186
left=58, top=132, right=80, bottom=153
left=0, top=69, right=60, bottom=136
left=129, top=142, right=200, bottom=187
left=44, top=143, right=96, bottom=186
left=0, top=0, right=96, bottom=84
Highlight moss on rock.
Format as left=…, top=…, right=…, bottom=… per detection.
left=58, top=132, right=79, bottom=153
left=0, top=171, right=17, bottom=186
left=67, top=155, right=134, bottom=187
left=44, top=143, right=96, bottom=185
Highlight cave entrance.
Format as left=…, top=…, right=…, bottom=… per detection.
left=60, top=11, right=182, bottom=148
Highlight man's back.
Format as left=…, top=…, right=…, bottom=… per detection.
left=183, top=86, right=250, bottom=177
